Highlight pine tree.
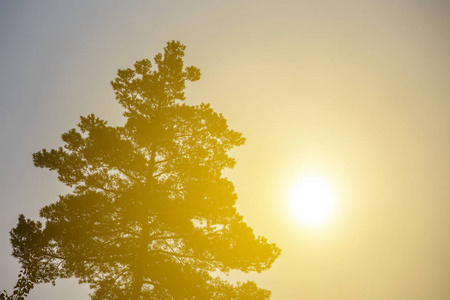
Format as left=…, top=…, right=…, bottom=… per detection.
left=8, top=41, right=281, bottom=299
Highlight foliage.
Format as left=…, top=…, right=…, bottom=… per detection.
left=0, top=248, right=39, bottom=300
left=7, top=41, right=281, bottom=299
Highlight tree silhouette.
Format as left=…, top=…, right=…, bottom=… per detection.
left=7, top=41, right=280, bottom=299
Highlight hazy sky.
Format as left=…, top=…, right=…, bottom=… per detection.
left=1, top=1, right=450, bottom=299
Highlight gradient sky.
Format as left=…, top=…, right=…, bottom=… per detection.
left=1, top=1, right=450, bottom=299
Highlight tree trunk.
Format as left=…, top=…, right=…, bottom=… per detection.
left=130, top=272, right=144, bottom=300
left=131, top=142, right=158, bottom=300
left=130, top=212, right=150, bottom=300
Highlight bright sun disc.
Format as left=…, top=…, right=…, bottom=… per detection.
left=290, top=175, right=336, bottom=227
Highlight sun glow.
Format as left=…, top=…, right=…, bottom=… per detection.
left=289, top=174, right=337, bottom=227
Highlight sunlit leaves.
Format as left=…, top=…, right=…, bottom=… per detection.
left=8, top=41, right=280, bottom=299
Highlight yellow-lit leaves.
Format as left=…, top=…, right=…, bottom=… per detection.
left=13, top=41, right=280, bottom=299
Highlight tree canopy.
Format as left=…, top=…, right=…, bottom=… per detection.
left=5, top=41, right=281, bottom=299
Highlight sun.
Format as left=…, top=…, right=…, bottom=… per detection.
left=289, top=174, right=337, bottom=227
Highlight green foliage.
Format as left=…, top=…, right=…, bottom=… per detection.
left=8, top=41, right=281, bottom=299
left=0, top=268, right=34, bottom=300
left=0, top=249, right=40, bottom=300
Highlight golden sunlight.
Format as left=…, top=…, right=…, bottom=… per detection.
left=289, top=174, right=337, bottom=227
